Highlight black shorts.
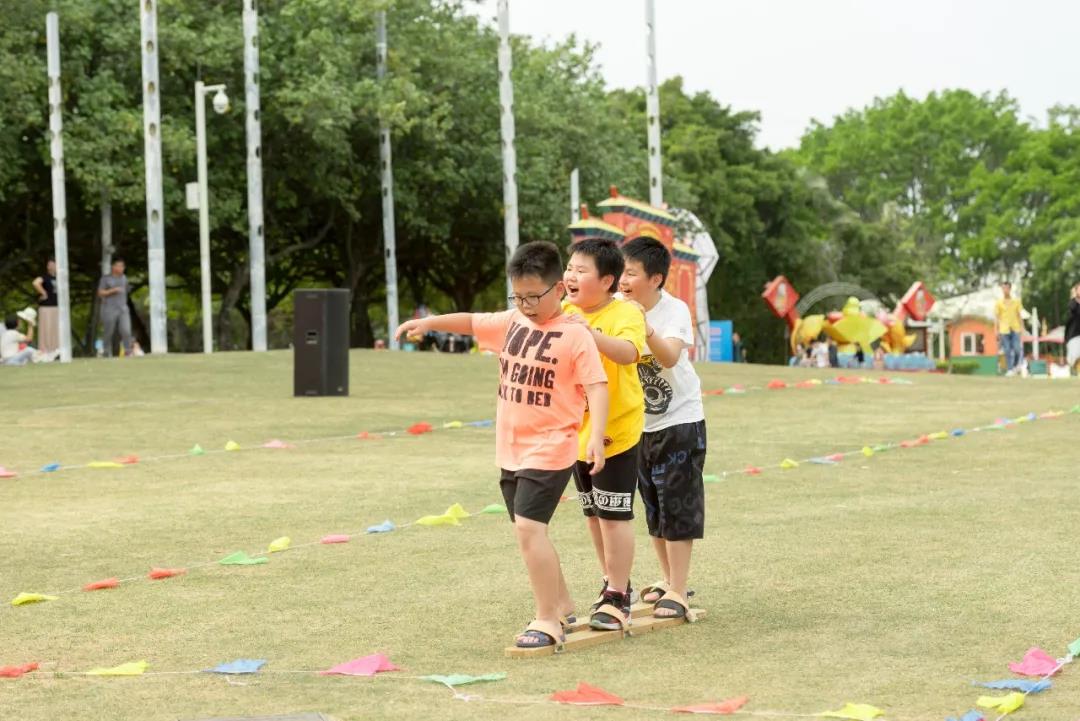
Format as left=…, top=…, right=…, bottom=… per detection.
left=499, top=467, right=573, bottom=524
left=572, top=443, right=639, bottom=521
left=637, top=420, right=706, bottom=541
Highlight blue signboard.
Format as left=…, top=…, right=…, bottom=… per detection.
left=708, top=320, right=733, bottom=362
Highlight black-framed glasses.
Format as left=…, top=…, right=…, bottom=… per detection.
left=508, top=282, right=558, bottom=309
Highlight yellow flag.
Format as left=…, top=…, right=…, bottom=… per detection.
left=443, top=421, right=464, bottom=429
left=817, top=703, right=884, bottom=721
left=415, top=514, right=461, bottom=527
left=780, top=458, right=800, bottom=469
left=88, top=461, right=124, bottom=469
left=268, top=536, right=291, bottom=553
left=85, top=660, right=149, bottom=676
left=977, top=692, right=1024, bottom=714
left=861, top=446, right=874, bottom=458
left=225, top=440, right=241, bottom=451
left=11, top=592, right=59, bottom=606
left=443, top=503, right=470, bottom=519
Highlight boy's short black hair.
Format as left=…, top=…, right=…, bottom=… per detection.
left=569, top=238, right=624, bottom=293
left=4, top=314, right=17, bottom=330
left=507, top=241, right=563, bottom=284
left=621, top=236, right=671, bottom=286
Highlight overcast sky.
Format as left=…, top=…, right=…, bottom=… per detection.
left=471, top=0, right=1080, bottom=150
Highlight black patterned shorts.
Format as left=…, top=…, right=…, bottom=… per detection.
left=637, top=420, right=706, bottom=540
left=572, top=444, right=639, bottom=521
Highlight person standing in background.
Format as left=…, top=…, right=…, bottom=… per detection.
left=98, top=256, right=133, bottom=358
left=32, top=258, right=59, bottom=355
left=994, top=282, right=1024, bottom=375
left=1065, top=283, right=1080, bottom=373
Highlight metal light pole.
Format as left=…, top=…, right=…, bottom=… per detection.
left=141, top=0, right=168, bottom=353
left=645, top=0, right=663, bottom=207
left=243, top=0, right=267, bottom=352
left=46, top=12, right=72, bottom=363
left=570, top=168, right=580, bottom=223
left=376, top=11, right=401, bottom=350
left=194, top=81, right=229, bottom=354
left=497, top=0, right=519, bottom=298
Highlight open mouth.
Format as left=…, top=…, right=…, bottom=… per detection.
left=565, top=284, right=580, bottom=298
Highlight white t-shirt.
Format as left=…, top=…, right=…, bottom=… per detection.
left=638, top=291, right=705, bottom=432
left=1, top=329, right=27, bottom=360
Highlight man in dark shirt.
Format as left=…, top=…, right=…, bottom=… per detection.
left=98, top=257, right=133, bottom=357
left=1066, top=283, right=1080, bottom=372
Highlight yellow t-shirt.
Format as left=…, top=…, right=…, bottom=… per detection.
left=995, top=298, right=1023, bottom=334
left=563, top=299, right=645, bottom=459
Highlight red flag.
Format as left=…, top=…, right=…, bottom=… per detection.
left=826, top=453, right=844, bottom=462
left=766, top=380, right=787, bottom=389
left=550, top=682, right=624, bottom=706
left=0, top=662, right=39, bottom=679
left=148, top=567, right=186, bottom=580
left=836, top=376, right=861, bottom=384
left=745, top=466, right=763, bottom=476
left=83, top=578, right=119, bottom=591
left=407, top=422, right=433, bottom=435
left=115, top=455, right=139, bottom=465
left=673, top=696, right=749, bottom=714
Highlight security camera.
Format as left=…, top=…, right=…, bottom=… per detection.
left=212, top=89, right=230, bottom=115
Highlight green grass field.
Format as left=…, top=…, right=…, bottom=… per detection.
left=2, top=351, right=1079, bottom=721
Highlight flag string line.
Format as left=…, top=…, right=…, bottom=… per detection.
left=9, top=418, right=494, bottom=477
left=7, top=374, right=914, bottom=479
left=12, top=659, right=1077, bottom=721
left=4, top=407, right=1076, bottom=606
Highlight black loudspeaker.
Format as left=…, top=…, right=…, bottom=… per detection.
left=293, top=289, right=350, bottom=396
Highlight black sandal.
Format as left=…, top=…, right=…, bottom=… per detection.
left=653, top=591, right=696, bottom=622
left=515, top=619, right=566, bottom=649
left=589, top=589, right=631, bottom=632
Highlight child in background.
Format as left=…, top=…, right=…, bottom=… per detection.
left=396, top=241, right=609, bottom=650
left=619, top=236, right=706, bottom=620
left=563, top=238, right=645, bottom=632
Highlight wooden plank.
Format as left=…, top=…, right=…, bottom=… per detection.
left=505, top=609, right=706, bottom=659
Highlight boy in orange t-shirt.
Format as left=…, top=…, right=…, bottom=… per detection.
left=397, top=241, right=608, bottom=650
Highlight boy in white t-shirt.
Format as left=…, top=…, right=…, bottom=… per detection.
left=618, top=237, right=706, bottom=620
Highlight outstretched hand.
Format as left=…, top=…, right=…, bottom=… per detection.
left=394, top=318, right=428, bottom=342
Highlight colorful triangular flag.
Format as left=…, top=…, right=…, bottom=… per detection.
left=816, top=703, right=884, bottom=720
left=320, top=653, right=400, bottom=677
left=421, top=672, right=506, bottom=686
left=976, top=692, right=1024, bottom=714
left=550, top=682, right=624, bottom=706
left=672, top=696, right=749, bottom=714
left=268, top=537, right=291, bottom=553
left=10, top=592, right=58, bottom=607
left=206, top=659, right=267, bottom=675
left=84, top=660, right=148, bottom=676
left=218, top=551, right=269, bottom=566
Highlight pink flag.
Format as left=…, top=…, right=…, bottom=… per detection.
left=320, top=653, right=400, bottom=676
left=1008, top=648, right=1061, bottom=677
left=673, top=696, right=749, bottom=714
left=262, top=439, right=294, bottom=449
left=83, top=578, right=119, bottom=591
left=321, top=534, right=350, bottom=544
left=0, top=467, right=16, bottom=479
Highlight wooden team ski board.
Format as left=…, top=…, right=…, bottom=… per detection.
left=504, top=607, right=705, bottom=658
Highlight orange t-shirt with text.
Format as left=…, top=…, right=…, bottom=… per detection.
left=472, top=310, right=607, bottom=472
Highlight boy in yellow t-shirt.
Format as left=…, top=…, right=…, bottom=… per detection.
left=563, top=238, right=646, bottom=632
